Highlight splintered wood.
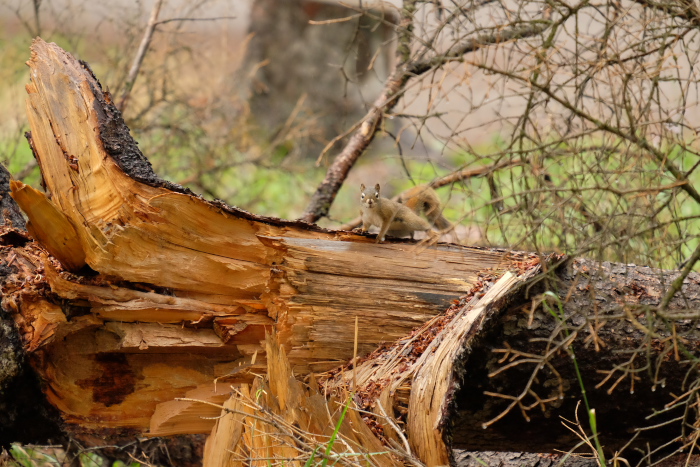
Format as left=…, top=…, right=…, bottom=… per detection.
left=203, top=334, right=393, bottom=467
left=198, top=264, right=541, bottom=466
left=319, top=259, right=542, bottom=465
left=5, top=38, right=535, bottom=463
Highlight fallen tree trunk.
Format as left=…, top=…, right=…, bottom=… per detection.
left=321, top=255, right=700, bottom=464
left=9, top=37, right=516, bottom=441
left=4, top=38, right=700, bottom=466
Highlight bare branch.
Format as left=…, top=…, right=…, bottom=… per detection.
left=118, top=0, right=165, bottom=112
left=301, top=12, right=552, bottom=223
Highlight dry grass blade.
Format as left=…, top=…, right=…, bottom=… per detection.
left=203, top=333, right=396, bottom=466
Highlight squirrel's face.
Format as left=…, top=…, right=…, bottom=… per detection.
left=360, top=183, right=381, bottom=208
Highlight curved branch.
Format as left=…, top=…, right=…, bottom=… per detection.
left=300, top=68, right=409, bottom=223
left=301, top=18, right=552, bottom=224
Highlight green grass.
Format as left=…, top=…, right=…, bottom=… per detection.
left=7, top=445, right=61, bottom=466
left=407, top=137, right=700, bottom=270
left=5, top=444, right=142, bottom=467
left=543, top=291, right=606, bottom=465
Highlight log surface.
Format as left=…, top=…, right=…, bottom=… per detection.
left=450, top=258, right=700, bottom=456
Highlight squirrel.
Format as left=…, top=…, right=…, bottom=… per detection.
left=397, top=184, right=453, bottom=232
left=359, top=183, right=435, bottom=242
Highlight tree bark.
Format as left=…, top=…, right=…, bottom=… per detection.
left=451, top=258, right=700, bottom=455
left=0, top=162, right=66, bottom=448
left=5, top=38, right=700, bottom=466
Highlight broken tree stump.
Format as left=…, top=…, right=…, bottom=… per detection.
left=7, top=38, right=516, bottom=442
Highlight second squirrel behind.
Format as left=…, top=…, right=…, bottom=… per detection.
left=397, top=184, right=452, bottom=232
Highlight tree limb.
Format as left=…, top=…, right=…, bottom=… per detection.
left=301, top=17, right=552, bottom=224
left=118, top=0, right=165, bottom=112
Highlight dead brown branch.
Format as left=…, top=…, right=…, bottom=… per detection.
left=118, top=0, right=165, bottom=112
left=301, top=9, right=552, bottom=223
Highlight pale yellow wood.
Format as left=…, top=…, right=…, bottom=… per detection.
left=11, top=296, right=67, bottom=351
left=407, top=271, right=521, bottom=465
left=10, top=180, right=86, bottom=271
left=45, top=263, right=257, bottom=324
left=203, top=394, right=241, bottom=467
left=102, top=322, right=226, bottom=350
left=199, top=334, right=395, bottom=466
left=148, top=383, right=233, bottom=436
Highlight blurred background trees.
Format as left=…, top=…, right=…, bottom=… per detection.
left=0, top=0, right=690, bottom=267
left=3, top=0, right=699, bottom=271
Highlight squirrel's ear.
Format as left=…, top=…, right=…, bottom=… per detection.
left=360, top=184, right=365, bottom=191
left=375, top=183, right=381, bottom=192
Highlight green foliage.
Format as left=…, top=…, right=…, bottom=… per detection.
left=7, top=445, right=60, bottom=467
left=0, top=36, right=30, bottom=84
left=138, top=126, right=324, bottom=219
left=384, top=135, right=700, bottom=270
left=320, top=394, right=351, bottom=466
left=0, top=138, right=40, bottom=186
left=5, top=444, right=141, bottom=467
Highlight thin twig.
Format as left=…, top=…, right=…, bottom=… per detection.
left=118, top=0, right=165, bottom=112
left=660, top=242, right=700, bottom=310
left=301, top=16, right=551, bottom=223
left=155, top=15, right=237, bottom=25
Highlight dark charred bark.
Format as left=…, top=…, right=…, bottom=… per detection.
left=0, top=164, right=26, bottom=231
left=451, top=258, right=700, bottom=462
left=0, top=163, right=63, bottom=447
left=453, top=450, right=597, bottom=466
left=0, top=306, right=64, bottom=448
